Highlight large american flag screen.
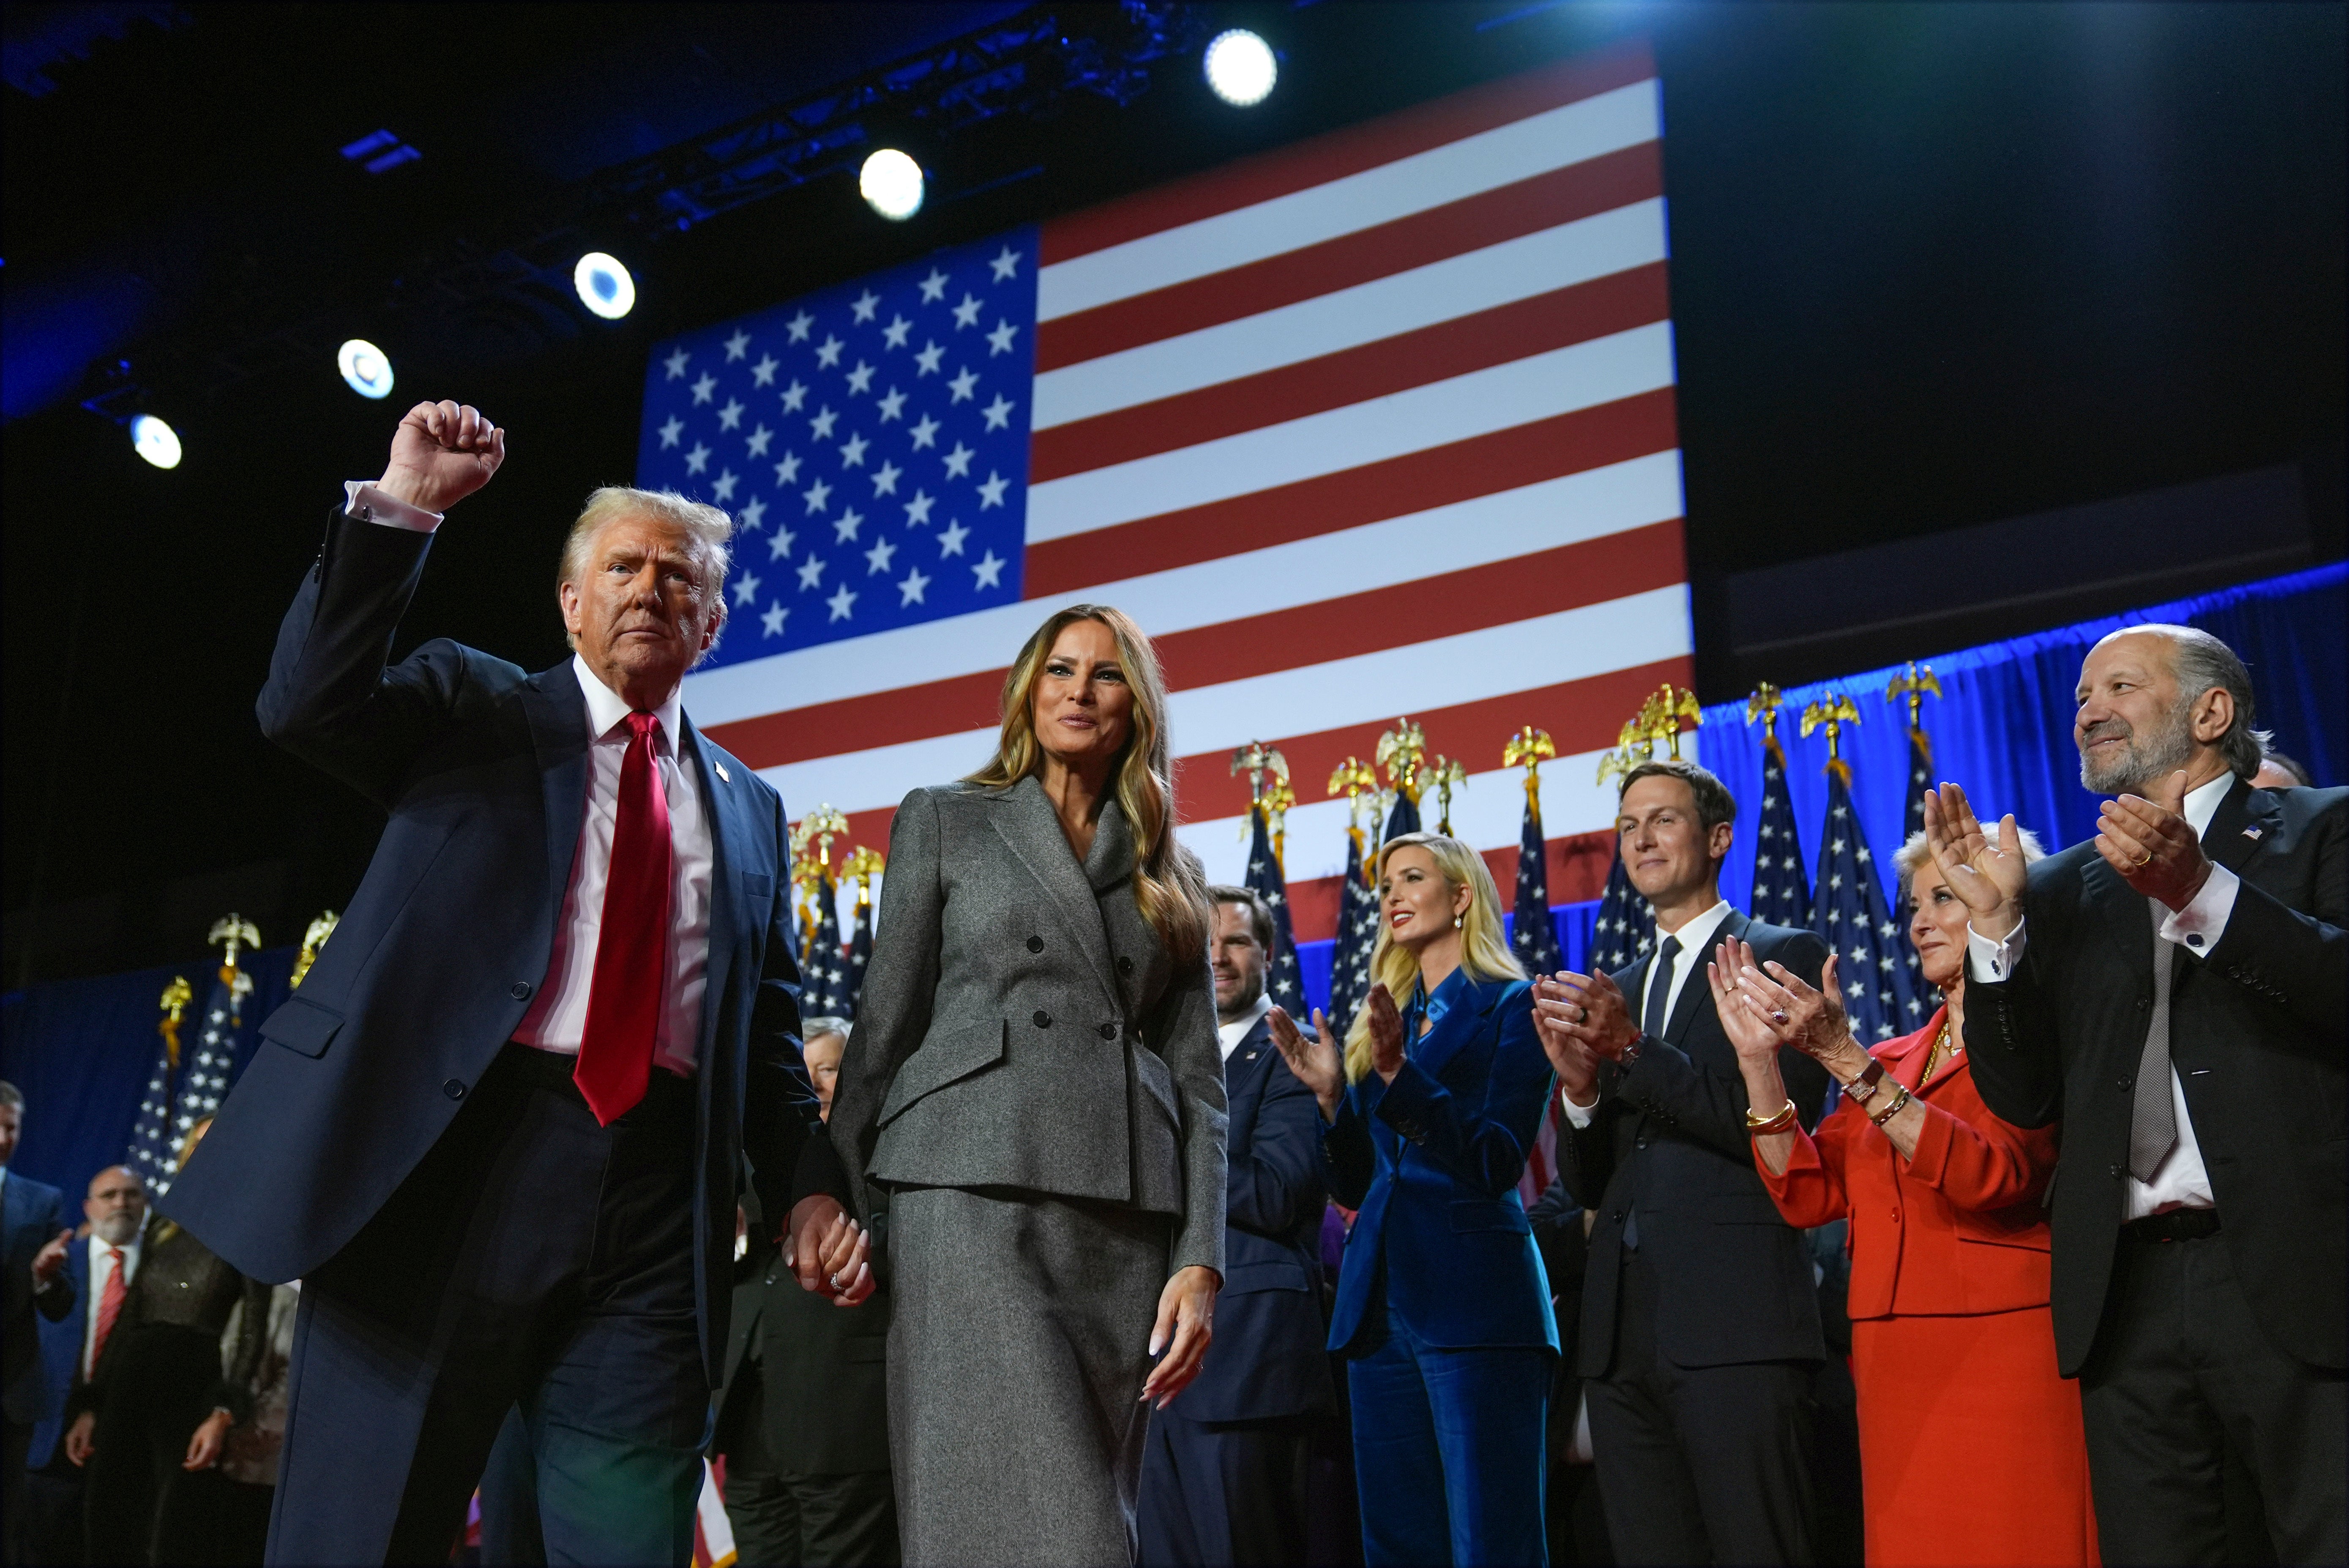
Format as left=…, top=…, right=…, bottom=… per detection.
left=643, top=40, right=1691, bottom=942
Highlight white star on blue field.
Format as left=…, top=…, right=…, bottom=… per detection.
left=635, top=226, right=1038, bottom=668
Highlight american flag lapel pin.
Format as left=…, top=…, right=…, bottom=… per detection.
left=2242, top=825, right=2261, bottom=841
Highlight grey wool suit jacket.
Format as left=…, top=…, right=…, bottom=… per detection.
left=829, top=776, right=1228, bottom=1279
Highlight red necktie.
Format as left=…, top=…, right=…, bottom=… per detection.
left=90, top=1247, right=127, bottom=1377
left=574, top=712, right=674, bottom=1124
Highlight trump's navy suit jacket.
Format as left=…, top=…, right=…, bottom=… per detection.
left=1174, top=1012, right=1335, bottom=1423
left=161, top=509, right=841, bottom=1385
left=1322, top=970, right=1558, bottom=1355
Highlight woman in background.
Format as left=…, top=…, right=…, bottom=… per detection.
left=1715, top=825, right=2098, bottom=1568
left=1270, top=832, right=1556, bottom=1567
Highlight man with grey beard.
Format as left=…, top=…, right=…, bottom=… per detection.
left=1923, top=623, right=2345, bottom=1565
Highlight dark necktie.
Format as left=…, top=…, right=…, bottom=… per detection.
left=575, top=713, right=673, bottom=1125
left=1642, top=935, right=1683, bottom=1040
left=2128, top=899, right=2180, bottom=1180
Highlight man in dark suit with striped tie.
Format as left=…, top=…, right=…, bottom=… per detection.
left=1535, top=759, right=1831, bottom=1565
left=1137, top=888, right=1333, bottom=1566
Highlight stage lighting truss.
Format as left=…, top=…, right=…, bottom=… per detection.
left=1203, top=29, right=1276, bottom=105
left=572, top=253, right=638, bottom=319
left=131, top=414, right=183, bottom=469
left=337, top=339, right=396, bottom=398
left=84, top=3, right=1203, bottom=412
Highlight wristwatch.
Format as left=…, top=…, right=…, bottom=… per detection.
left=1841, top=1057, right=1887, bottom=1106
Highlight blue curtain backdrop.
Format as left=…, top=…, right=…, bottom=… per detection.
left=1295, top=563, right=2343, bottom=1011
left=0, top=946, right=296, bottom=1201
left=1695, top=563, right=2344, bottom=908
left=3, top=565, right=2338, bottom=1179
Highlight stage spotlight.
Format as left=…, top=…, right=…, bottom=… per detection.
left=337, top=339, right=396, bottom=399
left=130, top=414, right=183, bottom=470
left=573, top=252, right=636, bottom=320
left=860, top=148, right=925, bottom=221
left=1204, top=29, right=1277, bottom=106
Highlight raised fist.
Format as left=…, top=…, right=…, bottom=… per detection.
left=374, top=400, right=506, bottom=514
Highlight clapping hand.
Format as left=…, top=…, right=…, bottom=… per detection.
left=1923, top=783, right=2029, bottom=940
left=1706, top=940, right=1789, bottom=1068
left=2095, top=770, right=2212, bottom=911
left=1532, top=969, right=1640, bottom=1062
left=1723, top=942, right=1862, bottom=1073
left=1266, top=1005, right=1344, bottom=1119
left=375, top=400, right=506, bottom=513
left=1363, top=984, right=1406, bottom=1082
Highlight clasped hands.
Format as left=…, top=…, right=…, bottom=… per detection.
left=785, top=1195, right=875, bottom=1307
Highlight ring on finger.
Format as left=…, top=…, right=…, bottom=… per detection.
left=1771, top=1009, right=1789, bottom=1025
left=2133, top=850, right=2152, bottom=867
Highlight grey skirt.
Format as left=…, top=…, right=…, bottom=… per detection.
left=886, top=1185, right=1173, bottom=1567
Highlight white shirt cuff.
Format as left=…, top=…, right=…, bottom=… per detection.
left=1966, top=916, right=2027, bottom=983
left=2159, top=864, right=2238, bottom=958
left=1558, top=1084, right=1599, bottom=1128
left=343, top=480, right=442, bottom=533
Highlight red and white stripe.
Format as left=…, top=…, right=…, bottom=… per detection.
left=691, top=41, right=1688, bottom=940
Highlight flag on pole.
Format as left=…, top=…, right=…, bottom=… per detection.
left=1243, top=807, right=1307, bottom=1015
left=1889, top=721, right=1934, bottom=1027
left=842, top=895, right=874, bottom=1021
left=655, top=42, right=1695, bottom=923
left=1749, top=732, right=1811, bottom=929
left=139, top=967, right=247, bottom=1196
left=1808, top=765, right=1911, bottom=1044
left=1325, top=828, right=1380, bottom=1040
left=1587, top=847, right=1655, bottom=979
left=803, top=876, right=850, bottom=1019
left=1509, top=783, right=1565, bottom=1209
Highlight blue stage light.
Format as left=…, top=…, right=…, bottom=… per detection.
left=130, top=414, right=182, bottom=469
left=573, top=253, right=636, bottom=320
left=337, top=339, right=396, bottom=399
left=1204, top=30, right=1277, bottom=106
left=860, top=149, right=925, bottom=221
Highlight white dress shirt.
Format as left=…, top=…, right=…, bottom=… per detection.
left=1965, top=772, right=2236, bottom=1218
left=1217, top=994, right=1273, bottom=1061
left=511, top=656, right=716, bottom=1078
left=82, top=1231, right=143, bottom=1380
left=1560, top=898, right=1737, bottom=1127
left=341, top=486, right=718, bottom=1076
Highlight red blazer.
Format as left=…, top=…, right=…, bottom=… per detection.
left=1757, top=1007, right=2060, bottom=1319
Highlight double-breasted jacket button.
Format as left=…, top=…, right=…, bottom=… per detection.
left=2117, top=1073, right=2133, bottom=1091
left=1027, top=936, right=1045, bottom=953
left=510, top=981, right=532, bottom=1000
left=1098, top=1022, right=1118, bottom=1041
left=1033, top=1010, right=1052, bottom=1029
left=1117, top=955, right=1134, bottom=976
left=444, top=1079, right=467, bottom=1100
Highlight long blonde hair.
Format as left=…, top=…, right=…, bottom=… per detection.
left=1344, top=832, right=1525, bottom=1082
left=966, top=604, right=1211, bottom=964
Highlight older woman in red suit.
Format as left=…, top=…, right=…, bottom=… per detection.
left=1709, top=825, right=2098, bottom=1568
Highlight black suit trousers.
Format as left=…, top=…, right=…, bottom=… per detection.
left=269, top=1046, right=708, bottom=1567
left=1586, top=1250, right=1815, bottom=1566
left=720, top=1360, right=900, bottom=1567
left=2080, top=1232, right=2346, bottom=1565
left=1136, top=1406, right=1318, bottom=1567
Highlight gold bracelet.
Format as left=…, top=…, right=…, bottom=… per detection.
left=1867, top=1084, right=1912, bottom=1127
left=1745, top=1098, right=1799, bottom=1135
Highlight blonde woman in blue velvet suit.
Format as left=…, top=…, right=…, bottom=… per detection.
left=1269, top=831, right=1557, bottom=1566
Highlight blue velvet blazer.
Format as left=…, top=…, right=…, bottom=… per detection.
left=1322, top=968, right=1559, bottom=1355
